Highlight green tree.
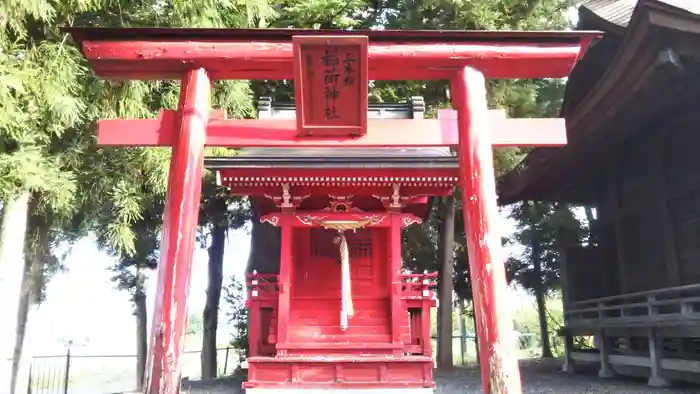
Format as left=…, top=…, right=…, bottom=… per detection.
left=506, top=202, right=584, bottom=358
left=1, top=1, right=277, bottom=392
left=224, top=275, right=249, bottom=360
left=110, top=199, right=162, bottom=391
left=0, top=5, right=87, bottom=389
left=199, top=175, right=251, bottom=379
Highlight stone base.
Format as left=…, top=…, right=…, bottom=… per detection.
left=598, top=367, right=616, bottom=379
left=648, top=375, right=671, bottom=387
left=247, top=389, right=434, bottom=394
left=561, top=360, right=575, bottom=373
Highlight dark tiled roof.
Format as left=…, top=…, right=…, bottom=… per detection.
left=65, top=27, right=598, bottom=45
left=580, top=0, right=700, bottom=29
left=580, top=0, right=637, bottom=27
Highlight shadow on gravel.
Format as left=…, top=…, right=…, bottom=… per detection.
left=181, top=359, right=700, bottom=394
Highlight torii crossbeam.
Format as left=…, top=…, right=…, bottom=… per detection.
left=67, top=27, right=600, bottom=394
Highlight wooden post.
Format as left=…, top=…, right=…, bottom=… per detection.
left=276, top=215, right=293, bottom=354
left=609, top=175, right=628, bottom=294
left=249, top=275, right=261, bottom=358
left=390, top=214, right=404, bottom=354
left=144, top=68, right=210, bottom=394
left=597, top=326, right=615, bottom=378
left=647, top=296, right=669, bottom=387
left=652, top=142, right=680, bottom=287
left=647, top=327, right=669, bottom=387
left=451, top=66, right=522, bottom=394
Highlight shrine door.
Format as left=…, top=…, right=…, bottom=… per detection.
left=290, top=227, right=390, bottom=342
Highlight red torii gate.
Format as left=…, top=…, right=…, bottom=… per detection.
left=67, top=27, right=600, bottom=394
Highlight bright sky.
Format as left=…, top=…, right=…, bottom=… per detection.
left=31, top=210, right=525, bottom=357
left=33, top=228, right=251, bottom=356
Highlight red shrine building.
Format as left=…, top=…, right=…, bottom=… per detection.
left=66, top=27, right=598, bottom=394
left=208, top=97, right=444, bottom=392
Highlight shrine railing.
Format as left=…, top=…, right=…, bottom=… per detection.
left=245, top=271, right=279, bottom=304
left=401, top=271, right=438, bottom=299
left=399, top=271, right=437, bottom=356
left=246, top=271, right=280, bottom=357
left=565, top=283, right=700, bottom=330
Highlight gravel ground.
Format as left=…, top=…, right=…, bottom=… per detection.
left=182, top=359, right=700, bottom=393
left=435, top=359, right=700, bottom=394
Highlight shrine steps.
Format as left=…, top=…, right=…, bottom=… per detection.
left=276, top=341, right=402, bottom=357
left=245, top=355, right=434, bottom=392
left=290, top=329, right=390, bottom=341
left=246, top=390, right=433, bottom=394
left=288, top=296, right=392, bottom=344
left=290, top=298, right=390, bottom=315
left=290, top=313, right=390, bottom=325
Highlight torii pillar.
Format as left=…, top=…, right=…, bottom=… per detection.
left=452, top=67, right=520, bottom=392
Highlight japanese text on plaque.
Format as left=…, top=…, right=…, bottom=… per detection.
left=321, top=46, right=357, bottom=120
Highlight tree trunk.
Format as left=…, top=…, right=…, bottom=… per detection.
left=202, top=224, right=226, bottom=379
left=247, top=199, right=281, bottom=274
left=437, top=196, right=456, bottom=369
left=13, top=301, right=38, bottom=394
left=529, top=202, right=553, bottom=359
left=134, top=287, right=148, bottom=391
left=0, top=191, right=31, bottom=394
left=11, top=255, right=38, bottom=394
left=534, top=283, right=552, bottom=358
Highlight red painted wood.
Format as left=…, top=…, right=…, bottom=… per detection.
left=245, top=355, right=435, bottom=389
left=97, top=109, right=566, bottom=148
left=288, top=227, right=392, bottom=349
left=222, top=185, right=454, bottom=199
left=79, top=40, right=585, bottom=80
left=249, top=302, right=261, bottom=357
left=246, top=273, right=280, bottom=356
left=144, top=68, right=210, bottom=394
left=293, top=228, right=386, bottom=298
left=276, top=215, right=293, bottom=355
left=452, top=67, right=522, bottom=393
left=389, top=215, right=403, bottom=352
left=293, top=36, right=369, bottom=137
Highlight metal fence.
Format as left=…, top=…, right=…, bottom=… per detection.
left=430, top=332, right=539, bottom=366
left=18, top=334, right=539, bottom=393
left=23, top=347, right=238, bottom=394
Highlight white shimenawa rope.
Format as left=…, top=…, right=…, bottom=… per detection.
left=339, top=231, right=354, bottom=332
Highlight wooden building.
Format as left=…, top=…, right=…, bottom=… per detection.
left=498, top=0, right=700, bottom=387
left=209, top=97, right=443, bottom=392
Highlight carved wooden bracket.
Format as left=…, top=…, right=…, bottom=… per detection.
left=264, top=183, right=308, bottom=209
left=259, top=212, right=422, bottom=228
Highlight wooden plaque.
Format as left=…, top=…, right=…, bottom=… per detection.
left=293, top=35, right=369, bottom=137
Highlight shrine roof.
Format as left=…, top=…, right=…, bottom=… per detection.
left=205, top=154, right=457, bottom=169
left=497, top=0, right=700, bottom=204
left=213, top=96, right=455, bottom=163
left=66, top=27, right=599, bottom=45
